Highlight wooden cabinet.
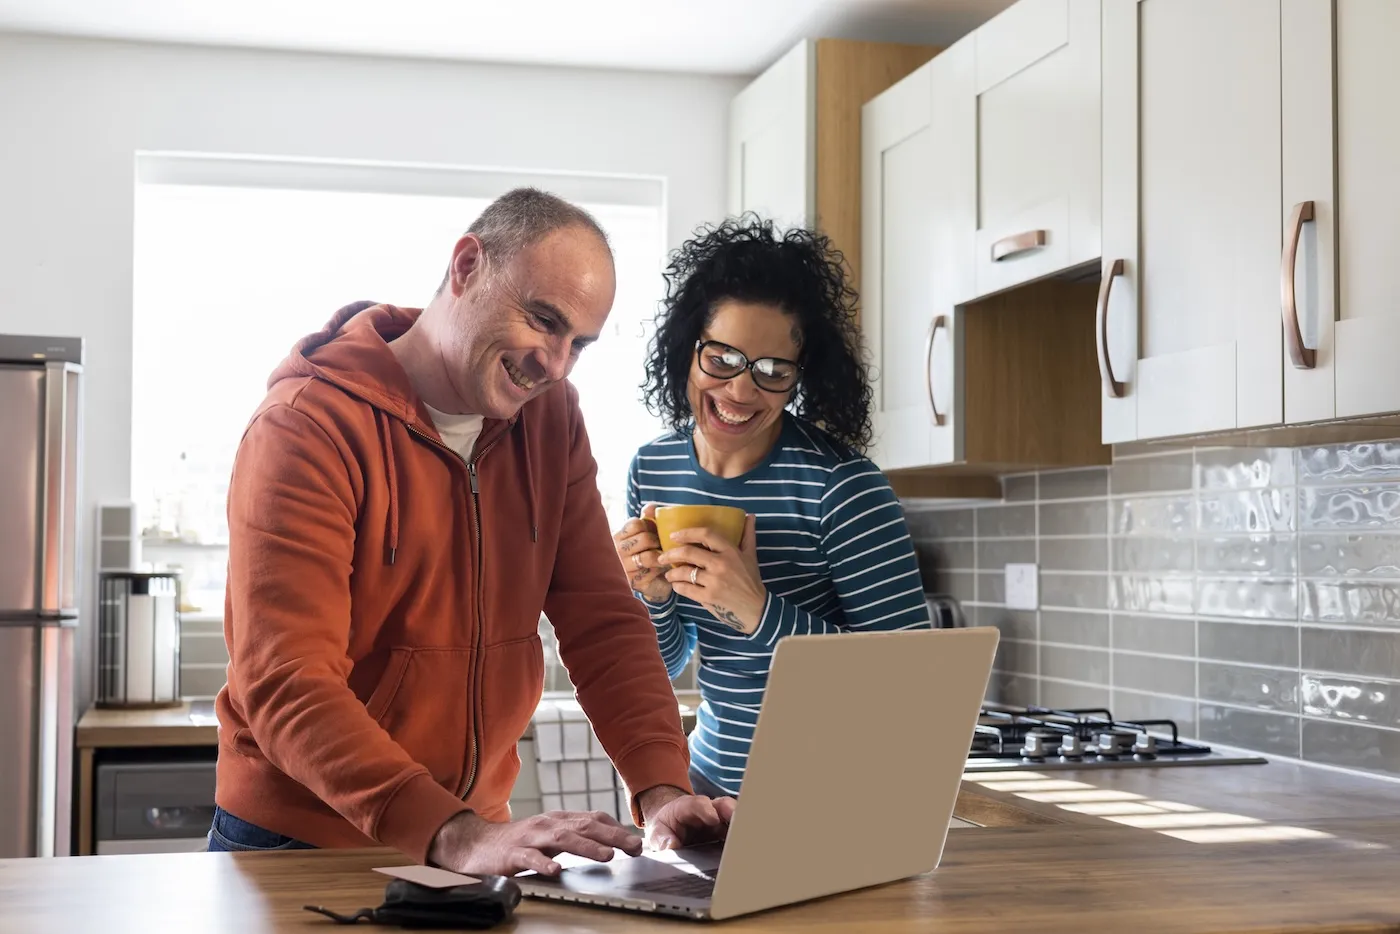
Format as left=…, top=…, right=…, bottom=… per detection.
left=1099, top=0, right=1285, bottom=443
left=1282, top=0, right=1400, bottom=425
left=971, top=0, right=1101, bottom=300
left=864, top=39, right=1109, bottom=484
left=726, top=39, right=940, bottom=303
left=1101, top=0, right=1400, bottom=444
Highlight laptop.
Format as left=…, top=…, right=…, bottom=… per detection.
left=515, top=625, right=1000, bottom=921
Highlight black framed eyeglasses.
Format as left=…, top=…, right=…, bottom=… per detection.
left=694, top=339, right=802, bottom=393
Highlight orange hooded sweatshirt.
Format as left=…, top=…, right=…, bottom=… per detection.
left=213, top=302, right=691, bottom=863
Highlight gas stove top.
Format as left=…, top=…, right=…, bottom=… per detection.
left=963, top=703, right=1267, bottom=771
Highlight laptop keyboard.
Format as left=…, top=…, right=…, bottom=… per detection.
left=630, top=873, right=717, bottom=898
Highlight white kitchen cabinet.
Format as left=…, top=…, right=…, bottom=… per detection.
left=1099, top=0, right=1284, bottom=443
left=971, top=0, right=1101, bottom=299
left=1282, top=0, right=1400, bottom=424
left=864, top=37, right=1108, bottom=482
left=864, top=44, right=975, bottom=471
left=726, top=39, right=940, bottom=307
left=727, top=41, right=815, bottom=230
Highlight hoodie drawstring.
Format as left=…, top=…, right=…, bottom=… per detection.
left=378, top=411, right=401, bottom=565
left=379, top=408, right=537, bottom=561
left=519, top=420, right=537, bottom=543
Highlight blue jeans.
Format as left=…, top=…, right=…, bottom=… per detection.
left=206, top=806, right=316, bottom=852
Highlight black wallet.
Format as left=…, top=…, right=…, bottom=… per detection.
left=304, top=876, right=521, bottom=929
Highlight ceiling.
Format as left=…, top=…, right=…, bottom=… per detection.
left=0, top=0, right=1015, bottom=76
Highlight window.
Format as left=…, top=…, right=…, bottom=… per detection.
left=131, top=154, right=668, bottom=616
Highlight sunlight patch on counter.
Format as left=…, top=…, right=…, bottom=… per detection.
left=1014, top=789, right=1148, bottom=803
left=1157, top=825, right=1334, bottom=844
left=973, top=779, right=1095, bottom=793
left=962, top=773, right=1338, bottom=845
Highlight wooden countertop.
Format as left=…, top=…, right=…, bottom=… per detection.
left=75, top=700, right=219, bottom=748
left=74, top=691, right=706, bottom=750
left=8, top=816, right=1400, bottom=933
left=959, top=758, right=1400, bottom=825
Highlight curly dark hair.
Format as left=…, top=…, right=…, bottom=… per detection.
left=641, top=214, right=874, bottom=454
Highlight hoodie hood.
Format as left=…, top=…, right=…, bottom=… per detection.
left=270, top=301, right=429, bottom=431
left=268, top=301, right=535, bottom=560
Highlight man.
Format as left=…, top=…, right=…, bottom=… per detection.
left=210, top=188, right=734, bottom=875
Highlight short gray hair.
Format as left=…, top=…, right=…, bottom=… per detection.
left=437, top=187, right=611, bottom=294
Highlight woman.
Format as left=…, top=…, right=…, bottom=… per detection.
left=612, top=215, right=931, bottom=800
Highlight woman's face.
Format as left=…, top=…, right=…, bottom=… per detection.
left=687, top=299, right=801, bottom=461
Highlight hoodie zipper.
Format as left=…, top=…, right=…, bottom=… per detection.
left=403, top=423, right=503, bottom=803
left=461, top=458, right=485, bottom=801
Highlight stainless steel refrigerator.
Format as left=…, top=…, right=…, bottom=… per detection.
left=0, top=334, right=82, bottom=858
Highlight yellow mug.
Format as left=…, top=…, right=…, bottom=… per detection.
left=652, top=504, right=747, bottom=564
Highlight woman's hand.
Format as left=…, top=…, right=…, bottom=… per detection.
left=659, top=514, right=766, bottom=634
left=612, top=503, right=672, bottom=603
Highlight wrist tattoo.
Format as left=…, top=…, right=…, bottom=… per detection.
left=709, top=604, right=747, bottom=632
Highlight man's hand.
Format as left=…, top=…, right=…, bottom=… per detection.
left=660, top=514, right=766, bottom=634
left=427, top=809, right=642, bottom=877
left=638, top=785, right=738, bottom=851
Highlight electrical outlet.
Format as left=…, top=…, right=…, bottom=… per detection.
left=1005, top=563, right=1039, bottom=610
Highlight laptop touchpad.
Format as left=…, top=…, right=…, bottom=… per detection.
left=530, top=842, right=724, bottom=893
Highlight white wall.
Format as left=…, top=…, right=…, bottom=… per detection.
left=0, top=32, right=745, bottom=713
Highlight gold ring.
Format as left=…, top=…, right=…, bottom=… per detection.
left=690, top=566, right=699, bottom=585
left=633, top=554, right=642, bottom=568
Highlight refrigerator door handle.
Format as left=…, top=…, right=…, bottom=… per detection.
left=39, top=362, right=81, bottom=617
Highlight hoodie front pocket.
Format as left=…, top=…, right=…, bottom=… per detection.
left=371, top=647, right=474, bottom=792
left=470, top=635, right=545, bottom=812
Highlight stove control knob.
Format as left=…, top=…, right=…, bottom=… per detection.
left=1133, top=732, right=1158, bottom=755
left=1058, top=734, right=1085, bottom=757
left=1021, top=733, right=1054, bottom=758
left=1097, top=732, right=1130, bottom=755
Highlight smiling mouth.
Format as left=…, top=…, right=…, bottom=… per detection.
left=502, top=358, right=536, bottom=393
left=709, top=397, right=755, bottom=427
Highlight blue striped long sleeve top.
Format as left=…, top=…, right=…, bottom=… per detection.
left=626, top=416, right=932, bottom=796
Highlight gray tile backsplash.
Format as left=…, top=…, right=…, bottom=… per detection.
left=1301, top=718, right=1400, bottom=776
left=1301, top=626, right=1400, bottom=679
left=1198, top=535, right=1297, bottom=575
left=1114, top=614, right=1195, bottom=657
left=1111, top=453, right=1194, bottom=495
left=1040, top=500, right=1109, bottom=536
left=1039, top=537, right=1109, bottom=572
left=1199, top=704, right=1301, bottom=758
left=978, top=538, right=1036, bottom=568
left=1198, top=663, right=1300, bottom=713
left=977, top=504, right=1036, bottom=539
left=1041, top=645, right=1109, bottom=683
left=1302, top=580, right=1400, bottom=624
left=905, top=442, right=1400, bottom=780
left=1040, top=610, right=1109, bottom=647
left=1199, top=620, right=1300, bottom=667
left=1301, top=673, right=1400, bottom=727
left=1114, top=652, right=1195, bottom=698
left=1299, top=443, right=1400, bottom=483
left=1299, top=534, right=1400, bottom=578
left=1038, top=468, right=1108, bottom=501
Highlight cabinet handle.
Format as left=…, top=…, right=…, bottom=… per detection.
left=1281, top=200, right=1316, bottom=370
left=1096, top=259, right=1126, bottom=399
left=925, top=315, right=948, bottom=427
left=991, top=229, right=1047, bottom=262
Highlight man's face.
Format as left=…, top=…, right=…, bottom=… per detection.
left=432, top=225, right=615, bottom=419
